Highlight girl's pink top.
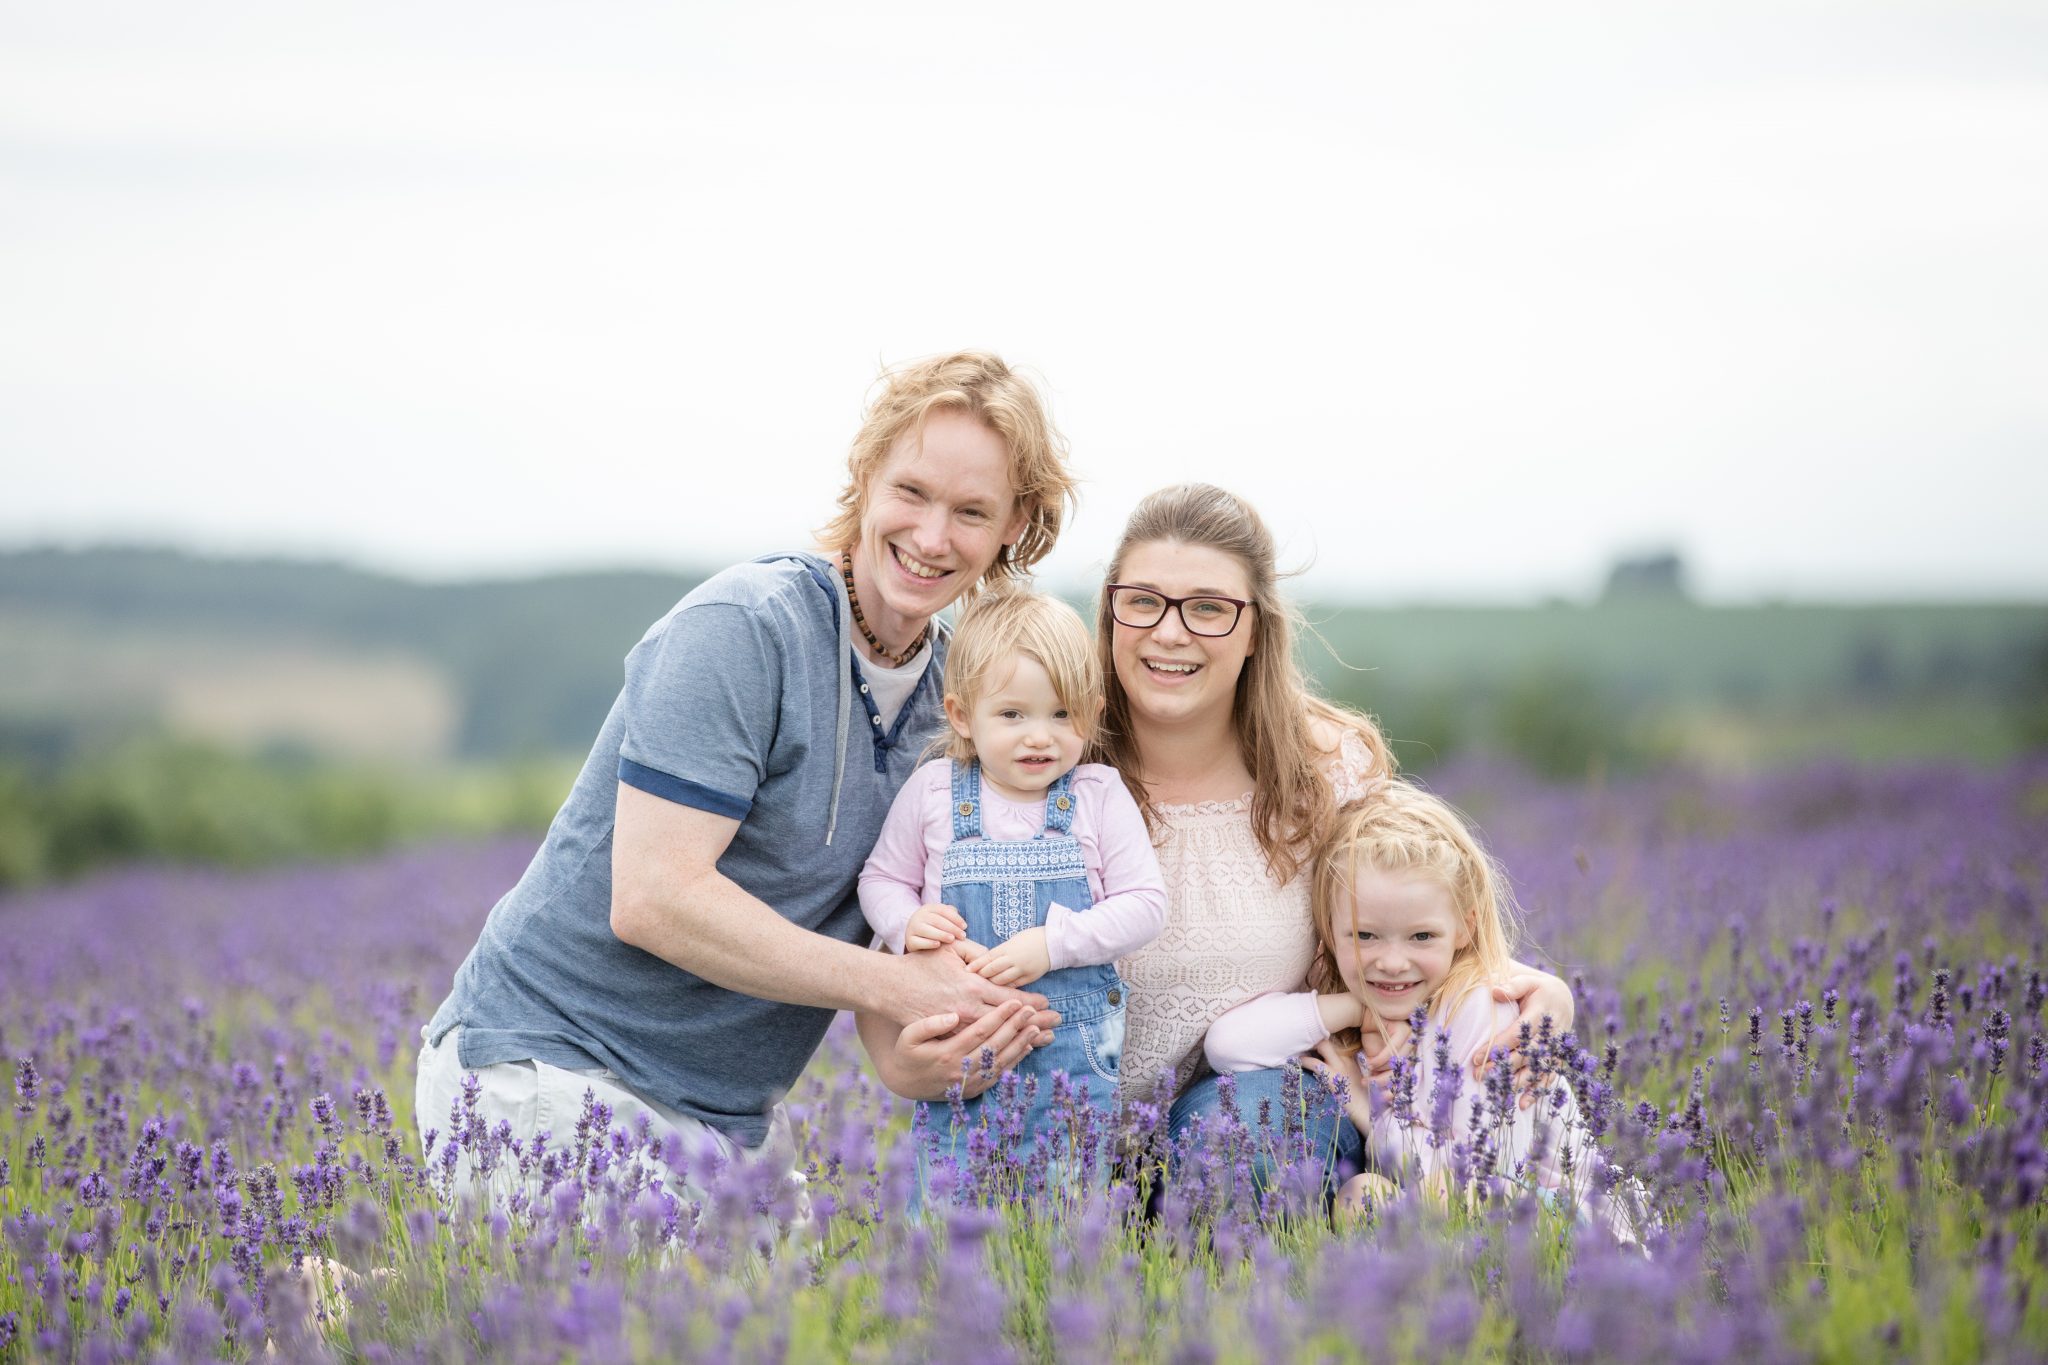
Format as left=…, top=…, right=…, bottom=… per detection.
left=1205, top=988, right=1589, bottom=1200
left=858, top=761, right=1167, bottom=971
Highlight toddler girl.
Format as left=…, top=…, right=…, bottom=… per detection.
left=1204, top=781, right=1597, bottom=1216
left=860, top=586, right=1166, bottom=1184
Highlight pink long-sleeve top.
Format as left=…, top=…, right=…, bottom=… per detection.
left=1205, top=988, right=1594, bottom=1204
left=858, top=760, right=1167, bottom=971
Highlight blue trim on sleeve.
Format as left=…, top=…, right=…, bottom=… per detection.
left=618, top=758, right=752, bottom=820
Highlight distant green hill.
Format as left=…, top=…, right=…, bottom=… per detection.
left=1297, top=599, right=2048, bottom=773
left=1302, top=599, right=2046, bottom=703
left=2, top=546, right=2043, bottom=772
left=0, top=547, right=701, bottom=762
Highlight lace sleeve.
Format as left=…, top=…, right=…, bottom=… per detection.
left=1326, top=728, right=1387, bottom=807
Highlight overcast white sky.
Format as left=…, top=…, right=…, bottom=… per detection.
left=2, top=0, right=2044, bottom=601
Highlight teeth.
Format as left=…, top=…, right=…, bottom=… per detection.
left=893, top=547, right=945, bottom=579
left=1147, top=661, right=1198, bottom=674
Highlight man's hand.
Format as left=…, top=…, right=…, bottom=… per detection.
left=966, top=927, right=1050, bottom=987
left=1479, top=966, right=1576, bottom=1109
left=855, top=999, right=1063, bottom=1102
left=904, top=903, right=968, bottom=952
left=883, top=936, right=1050, bottom=1030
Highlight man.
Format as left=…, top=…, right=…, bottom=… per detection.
left=417, top=353, right=1077, bottom=1207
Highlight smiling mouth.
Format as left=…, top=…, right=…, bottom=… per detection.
left=1369, top=980, right=1421, bottom=995
left=890, top=545, right=949, bottom=581
left=1143, top=659, right=1201, bottom=677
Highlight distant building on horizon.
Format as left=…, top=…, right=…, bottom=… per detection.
left=1602, top=550, right=1690, bottom=602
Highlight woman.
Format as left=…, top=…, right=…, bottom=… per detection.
left=1095, top=483, right=1570, bottom=1156
left=863, top=483, right=1573, bottom=1185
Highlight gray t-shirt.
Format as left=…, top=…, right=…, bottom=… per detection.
left=424, top=552, right=947, bottom=1147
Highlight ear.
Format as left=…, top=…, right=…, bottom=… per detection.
left=1454, top=913, right=1474, bottom=952
left=943, top=694, right=974, bottom=742
left=999, top=500, right=1030, bottom=549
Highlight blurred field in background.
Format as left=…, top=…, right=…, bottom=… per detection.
left=2, top=544, right=2043, bottom=887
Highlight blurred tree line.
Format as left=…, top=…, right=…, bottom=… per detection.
left=0, top=736, right=570, bottom=890
left=0, top=547, right=700, bottom=758
left=2, top=547, right=2043, bottom=885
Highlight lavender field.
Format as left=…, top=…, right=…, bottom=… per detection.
left=3, top=759, right=2045, bottom=1362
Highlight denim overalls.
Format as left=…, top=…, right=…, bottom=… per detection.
left=923, top=758, right=1126, bottom=1176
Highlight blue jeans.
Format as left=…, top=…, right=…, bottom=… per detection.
left=1167, top=1066, right=1362, bottom=1209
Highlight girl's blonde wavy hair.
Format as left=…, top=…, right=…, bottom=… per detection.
left=941, top=586, right=1103, bottom=763
left=1308, top=782, right=1521, bottom=1054
left=815, top=351, right=1077, bottom=587
left=1087, top=483, right=1394, bottom=882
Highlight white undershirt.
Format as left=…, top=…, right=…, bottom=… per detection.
left=829, top=562, right=935, bottom=730
left=856, top=642, right=931, bottom=731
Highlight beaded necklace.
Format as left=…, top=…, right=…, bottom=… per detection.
left=839, top=549, right=929, bottom=667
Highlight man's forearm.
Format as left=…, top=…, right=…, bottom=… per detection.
left=853, top=1009, right=928, bottom=1099
left=612, top=865, right=891, bottom=1015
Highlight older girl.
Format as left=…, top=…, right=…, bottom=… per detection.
left=1205, top=781, right=1594, bottom=1212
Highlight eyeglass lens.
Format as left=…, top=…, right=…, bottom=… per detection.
left=1111, top=589, right=1240, bottom=636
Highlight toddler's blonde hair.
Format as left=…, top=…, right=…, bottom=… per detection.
left=942, top=586, right=1102, bottom=763
left=1308, top=781, right=1521, bottom=1052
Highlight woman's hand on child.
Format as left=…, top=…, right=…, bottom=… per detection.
left=1481, top=967, right=1576, bottom=1109
left=1303, top=1038, right=1374, bottom=1132
left=904, top=903, right=969, bottom=952
left=965, top=927, right=1050, bottom=987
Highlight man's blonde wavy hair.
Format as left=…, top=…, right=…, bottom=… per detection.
left=1308, top=782, right=1521, bottom=1054
left=815, top=351, right=1076, bottom=587
left=1087, top=483, right=1394, bottom=883
left=941, top=586, right=1103, bottom=763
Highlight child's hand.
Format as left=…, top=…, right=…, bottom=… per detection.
left=965, top=927, right=1050, bottom=987
left=1356, top=1021, right=1390, bottom=1080
left=903, top=904, right=968, bottom=953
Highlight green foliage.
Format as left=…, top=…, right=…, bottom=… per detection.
left=0, top=546, right=700, bottom=760
left=2010, top=633, right=2048, bottom=752
left=1301, top=598, right=2048, bottom=774
left=0, top=737, right=568, bottom=889
left=1326, top=669, right=1673, bottom=780
left=6, top=549, right=2045, bottom=772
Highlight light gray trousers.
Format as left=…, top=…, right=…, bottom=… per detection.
left=413, top=1027, right=810, bottom=1228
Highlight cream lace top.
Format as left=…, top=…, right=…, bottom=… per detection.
left=1116, top=731, right=1381, bottom=1104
